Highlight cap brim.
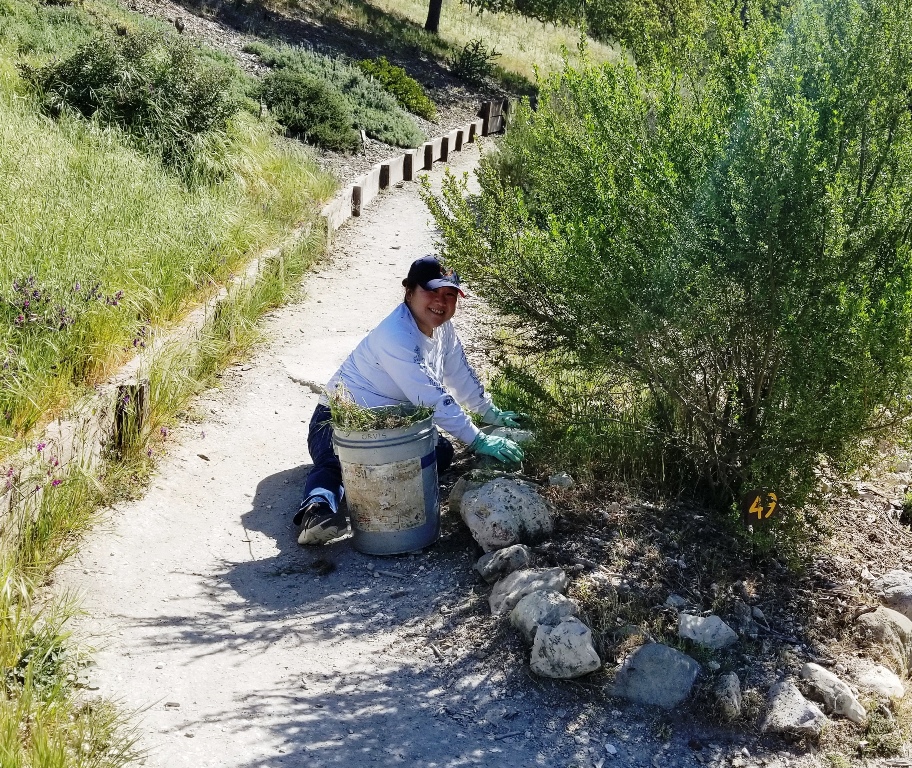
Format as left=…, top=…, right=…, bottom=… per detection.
left=423, top=278, right=466, bottom=297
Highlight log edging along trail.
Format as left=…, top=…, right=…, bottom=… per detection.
left=322, top=99, right=509, bottom=236
left=0, top=98, right=509, bottom=528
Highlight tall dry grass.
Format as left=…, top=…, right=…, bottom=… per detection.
left=347, top=0, right=619, bottom=80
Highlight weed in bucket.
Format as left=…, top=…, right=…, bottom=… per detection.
left=327, top=387, right=434, bottom=431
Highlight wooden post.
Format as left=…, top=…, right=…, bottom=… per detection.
left=113, top=379, right=150, bottom=452
left=488, top=100, right=504, bottom=133
left=352, top=185, right=363, bottom=217
left=404, top=151, right=415, bottom=181
left=479, top=101, right=493, bottom=136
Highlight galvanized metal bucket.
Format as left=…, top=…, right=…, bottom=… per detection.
left=333, top=416, right=440, bottom=555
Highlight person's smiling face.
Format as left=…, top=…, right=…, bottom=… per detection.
left=407, top=285, right=459, bottom=336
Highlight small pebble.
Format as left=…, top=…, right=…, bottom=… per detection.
left=164, top=702, right=180, bottom=708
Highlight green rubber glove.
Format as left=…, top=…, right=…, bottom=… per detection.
left=482, top=405, right=522, bottom=428
left=471, top=432, right=524, bottom=463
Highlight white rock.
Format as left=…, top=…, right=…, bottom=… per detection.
left=732, top=599, right=759, bottom=639
left=548, top=472, right=575, bottom=488
left=871, top=571, right=912, bottom=622
left=871, top=569, right=912, bottom=593
left=853, top=661, right=905, bottom=699
left=762, top=681, right=829, bottom=738
left=511, top=590, right=580, bottom=644
left=800, top=663, right=866, bottom=723
left=678, top=614, right=739, bottom=650
left=716, top=673, right=742, bottom=720
left=530, top=617, right=601, bottom=679
left=489, top=567, right=568, bottom=615
left=475, top=544, right=532, bottom=584
left=664, top=594, right=687, bottom=609
left=856, top=606, right=912, bottom=674
left=461, top=477, right=553, bottom=553
left=489, top=427, right=535, bottom=443
left=881, top=585, right=912, bottom=622
left=448, top=469, right=512, bottom=516
left=612, top=643, right=701, bottom=709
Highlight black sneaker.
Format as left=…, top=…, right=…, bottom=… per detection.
left=295, top=500, right=348, bottom=545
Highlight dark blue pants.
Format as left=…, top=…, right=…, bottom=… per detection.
left=299, top=404, right=454, bottom=517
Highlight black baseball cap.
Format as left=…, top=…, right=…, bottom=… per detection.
left=403, top=256, right=465, bottom=297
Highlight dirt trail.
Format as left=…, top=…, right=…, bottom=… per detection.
left=60, top=146, right=580, bottom=768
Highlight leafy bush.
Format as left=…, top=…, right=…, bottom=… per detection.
left=448, top=39, right=500, bottom=84
left=583, top=0, right=703, bottom=67
left=359, top=56, right=437, bottom=122
left=246, top=42, right=424, bottom=148
left=424, top=0, right=912, bottom=512
left=21, top=29, right=240, bottom=180
left=258, top=69, right=359, bottom=152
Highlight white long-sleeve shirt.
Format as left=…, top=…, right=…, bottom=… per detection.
left=322, top=303, right=491, bottom=444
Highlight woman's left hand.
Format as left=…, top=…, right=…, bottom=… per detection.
left=483, top=406, right=522, bottom=428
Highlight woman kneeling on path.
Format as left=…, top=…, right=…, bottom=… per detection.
left=295, top=256, right=525, bottom=545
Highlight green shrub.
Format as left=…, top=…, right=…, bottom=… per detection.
left=246, top=41, right=424, bottom=148
left=448, top=38, right=500, bottom=85
left=424, top=0, right=912, bottom=513
left=21, top=29, right=240, bottom=181
left=258, top=69, right=359, bottom=152
left=359, top=56, right=437, bottom=121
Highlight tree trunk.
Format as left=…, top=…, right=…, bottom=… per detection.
left=424, top=0, right=443, bottom=32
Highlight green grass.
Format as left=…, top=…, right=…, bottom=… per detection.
left=276, top=0, right=620, bottom=87
left=0, top=463, right=140, bottom=768
left=0, top=5, right=335, bottom=446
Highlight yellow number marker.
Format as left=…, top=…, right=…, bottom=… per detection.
left=765, top=492, right=778, bottom=518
